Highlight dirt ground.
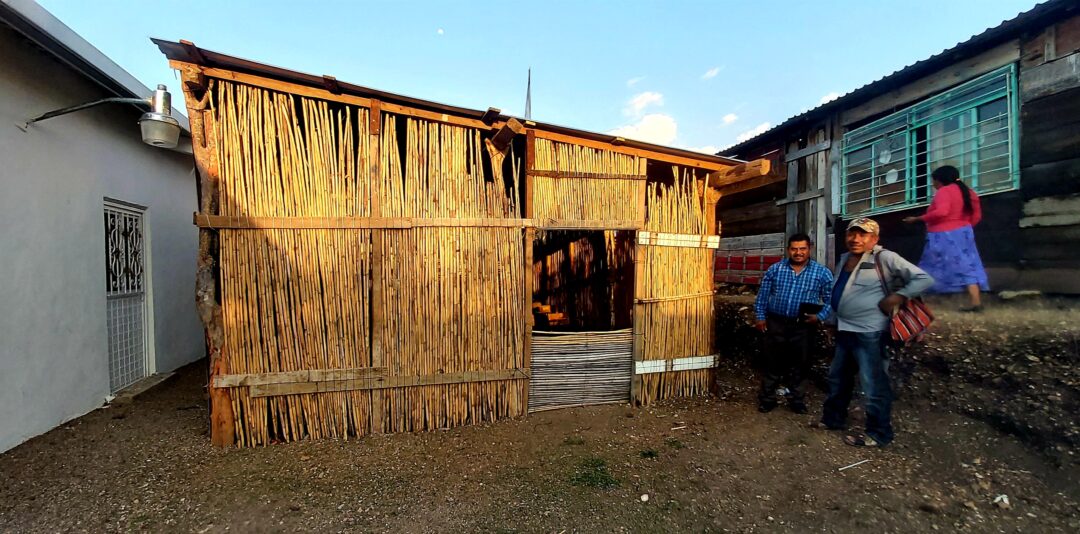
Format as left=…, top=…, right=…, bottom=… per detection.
left=1, top=296, right=1079, bottom=533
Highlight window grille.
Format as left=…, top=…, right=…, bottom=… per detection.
left=840, top=65, right=1019, bottom=216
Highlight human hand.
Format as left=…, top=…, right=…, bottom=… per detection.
left=755, top=320, right=767, bottom=332
left=878, top=293, right=906, bottom=314
left=902, top=216, right=920, bottom=224
left=803, top=314, right=820, bottom=325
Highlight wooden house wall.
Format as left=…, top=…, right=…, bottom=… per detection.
left=1014, top=13, right=1080, bottom=292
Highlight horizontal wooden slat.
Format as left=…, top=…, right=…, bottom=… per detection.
left=535, top=219, right=643, bottom=230
left=528, top=169, right=646, bottom=181
left=635, top=290, right=717, bottom=304
left=638, top=231, right=720, bottom=248
left=531, top=128, right=733, bottom=171
left=249, top=369, right=531, bottom=398
left=214, top=367, right=387, bottom=388
left=775, top=188, right=825, bottom=206
left=635, top=354, right=722, bottom=375
left=194, top=213, right=534, bottom=229
left=784, top=140, right=831, bottom=162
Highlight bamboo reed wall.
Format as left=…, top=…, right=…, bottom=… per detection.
left=635, top=167, right=718, bottom=405
left=210, top=80, right=526, bottom=445
left=531, top=139, right=643, bottom=223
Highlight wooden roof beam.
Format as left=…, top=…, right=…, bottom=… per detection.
left=709, top=158, right=774, bottom=189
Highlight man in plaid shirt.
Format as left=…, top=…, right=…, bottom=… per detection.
left=753, top=233, right=834, bottom=414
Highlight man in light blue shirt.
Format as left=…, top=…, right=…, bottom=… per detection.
left=821, top=218, right=933, bottom=448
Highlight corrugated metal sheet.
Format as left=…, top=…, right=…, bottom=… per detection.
left=721, top=0, right=1077, bottom=157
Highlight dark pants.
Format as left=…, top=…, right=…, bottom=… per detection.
left=759, top=313, right=811, bottom=406
left=822, top=331, right=894, bottom=444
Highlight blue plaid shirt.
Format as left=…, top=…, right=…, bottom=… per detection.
left=754, top=259, right=834, bottom=322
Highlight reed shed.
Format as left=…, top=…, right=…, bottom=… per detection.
left=155, top=40, right=772, bottom=446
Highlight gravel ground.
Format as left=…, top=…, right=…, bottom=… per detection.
left=1, top=296, right=1078, bottom=533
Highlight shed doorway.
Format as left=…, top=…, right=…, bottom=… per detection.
left=528, top=230, right=635, bottom=412
left=104, top=201, right=149, bottom=393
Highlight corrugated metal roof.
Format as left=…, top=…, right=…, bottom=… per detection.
left=719, top=0, right=1077, bottom=158
left=152, top=39, right=745, bottom=167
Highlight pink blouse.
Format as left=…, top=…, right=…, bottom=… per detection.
left=920, top=183, right=982, bottom=233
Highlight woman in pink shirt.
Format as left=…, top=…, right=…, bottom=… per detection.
left=903, top=165, right=988, bottom=311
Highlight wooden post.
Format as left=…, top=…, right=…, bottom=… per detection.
left=785, top=140, right=800, bottom=238
left=813, top=125, right=829, bottom=265
left=523, top=129, right=536, bottom=411
left=368, top=99, right=385, bottom=433
left=179, top=64, right=235, bottom=447
left=630, top=158, right=648, bottom=404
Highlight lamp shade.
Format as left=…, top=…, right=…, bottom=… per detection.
left=138, top=111, right=180, bottom=148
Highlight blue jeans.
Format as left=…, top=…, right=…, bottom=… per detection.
left=821, top=331, right=893, bottom=445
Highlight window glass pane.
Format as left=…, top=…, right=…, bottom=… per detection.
left=927, top=112, right=975, bottom=183
left=873, top=134, right=907, bottom=209
left=844, top=146, right=873, bottom=214
left=975, top=98, right=1010, bottom=190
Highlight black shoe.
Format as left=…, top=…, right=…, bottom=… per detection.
left=789, top=401, right=808, bottom=415
left=758, top=402, right=777, bottom=413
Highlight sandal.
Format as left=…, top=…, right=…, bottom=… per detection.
left=843, top=433, right=885, bottom=448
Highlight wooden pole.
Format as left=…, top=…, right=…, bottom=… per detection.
left=179, top=64, right=235, bottom=447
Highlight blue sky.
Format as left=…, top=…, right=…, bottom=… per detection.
left=39, top=0, right=1039, bottom=152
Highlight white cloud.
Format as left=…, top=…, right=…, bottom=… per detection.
left=686, top=145, right=721, bottom=155
left=625, top=91, right=664, bottom=116
left=735, top=122, right=771, bottom=143
left=609, top=113, right=678, bottom=145
left=626, top=76, right=645, bottom=87
left=722, top=113, right=738, bottom=125
left=701, top=66, right=722, bottom=80
left=437, top=28, right=444, bottom=35
left=819, top=91, right=840, bottom=105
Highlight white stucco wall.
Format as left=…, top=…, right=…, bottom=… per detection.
left=0, top=26, right=203, bottom=453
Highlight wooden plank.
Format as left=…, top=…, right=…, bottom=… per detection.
left=634, top=290, right=717, bottom=304
left=630, top=243, right=646, bottom=404
left=178, top=64, right=233, bottom=448
left=193, top=214, right=535, bottom=229
left=524, top=130, right=536, bottom=411
left=638, top=231, right=720, bottom=248
left=250, top=369, right=532, bottom=397
left=214, top=367, right=388, bottom=387
left=841, top=40, right=1020, bottom=125
left=1022, top=194, right=1080, bottom=217
left=775, top=188, right=825, bottom=206
left=1020, top=157, right=1080, bottom=199
left=784, top=140, right=831, bottom=162
left=1021, top=52, right=1080, bottom=103
left=526, top=170, right=647, bottom=180
left=785, top=141, right=799, bottom=235
left=634, top=354, right=721, bottom=375
left=532, top=129, right=733, bottom=171
left=721, top=200, right=785, bottom=225
left=368, top=99, right=385, bottom=434
left=178, top=63, right=513, bottom=132
left=1020, top=86, right=1080, bottom=167
left=717, top=173, right=786, bottom=196
left=709, top=158, right=772, bottom=188
left=536, top=219, right=643, bottom=230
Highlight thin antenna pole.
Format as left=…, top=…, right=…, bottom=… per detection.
left=525, top=68, right=532, bottom=120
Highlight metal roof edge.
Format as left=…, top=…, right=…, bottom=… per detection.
left=719, top=0, right=1075, bottom=158
left=1, top=0, right=190, bottom=133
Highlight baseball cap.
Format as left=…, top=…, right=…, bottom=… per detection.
left=847, top=217, right=880, bottom=235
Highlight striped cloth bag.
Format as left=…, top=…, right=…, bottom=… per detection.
left=874, top=255, right=935, bottom=346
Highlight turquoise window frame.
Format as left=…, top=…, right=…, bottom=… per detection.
left=840, top=64, right=1020, bottom=217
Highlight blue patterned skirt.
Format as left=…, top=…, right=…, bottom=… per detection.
left=918, top=225, right=989, bottom=293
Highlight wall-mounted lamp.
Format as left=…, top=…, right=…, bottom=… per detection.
left=18, top=84, right=181, bottom=149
